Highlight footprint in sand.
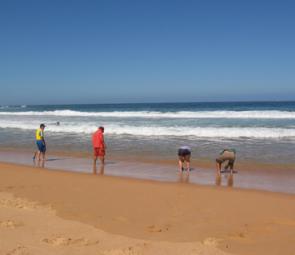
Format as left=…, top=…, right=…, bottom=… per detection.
left=147, top=224, right=171, bottom=233
left=0, top=220, right=24, bottom=229
left=202, top=237, right=221, bottom=247
left=227, top=231, right=248, bottom=240
left=102, top=246, right=142, bottom=255
left=0, top=198, right=38, bottom=210
left=226, top=231, right=255, bottom=246
left=6, top=245, right=29, bottom=255
left=42, top=236, right=99, bottom=246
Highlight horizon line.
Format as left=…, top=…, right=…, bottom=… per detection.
left=2, top=99, right=295, bottom=107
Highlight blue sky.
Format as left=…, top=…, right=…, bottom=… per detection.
left=0, top=0, right=294, bottom=105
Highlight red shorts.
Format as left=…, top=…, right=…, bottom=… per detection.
left=94, top=147, right=105, bottom=157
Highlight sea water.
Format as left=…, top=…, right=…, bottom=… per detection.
left=0, top=101, right=295, bottom=165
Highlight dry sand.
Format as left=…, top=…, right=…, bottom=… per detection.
left=0, top=162, right=295, bottom=255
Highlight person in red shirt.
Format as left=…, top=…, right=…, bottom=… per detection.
left=92, top=126, right=106, bottom=172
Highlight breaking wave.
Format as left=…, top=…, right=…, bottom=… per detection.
left=0, top=120, right=294, bottom=138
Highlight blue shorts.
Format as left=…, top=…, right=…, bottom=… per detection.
left=36, top=140, right=46, bottom=153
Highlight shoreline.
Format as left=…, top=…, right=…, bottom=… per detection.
left=0, top=149, right=295, bottom=194
left=2, top=160, right=295, bottom=199
left=0, top=162, right=294, bottom=255
left=1, top=146, right=295, bottom=172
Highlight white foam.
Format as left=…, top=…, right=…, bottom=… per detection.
left=0, top=110, right=295, bottom=119
left=0, top=120, right=294, bottom=138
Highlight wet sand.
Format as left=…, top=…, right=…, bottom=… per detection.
left=0, top=150, right=295, bottom=194
left=0, top=162, right=295, bottom=255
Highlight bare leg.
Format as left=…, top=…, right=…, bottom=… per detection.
left=227, top=173, right=234, bottom=187
left=41, top=152, right=46, bottom=161
left=93, top=156, right=97, bottom=174
left=230, top=164, right=233, bottom=175
left=216, top=162, right=222, bottom=175
left=183, top=173, right=190, bottom=183
left=37, top=157, right=44, bottom=168
left=177, top=171, right=183, bottom=182
left=99, top=157, right=105, bottom=175
left=36, top=151, right=41, bottom=161
left=40, top=159, right=45, bottom=168
left=185, top=160, right=190, bottom=175
left=215, top=172, right=221, bottom=186
left=178, top=160, right=183, bottom=173
left=39, top=152, right=45, bottom=161
left=33, top=151, right=38, bottom=160
left=99, top=164, right=105, bottom=175
left=99, top=156, right=105, bottom=165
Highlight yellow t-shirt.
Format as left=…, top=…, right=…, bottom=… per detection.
left=36, top=128, right=44, bottom=141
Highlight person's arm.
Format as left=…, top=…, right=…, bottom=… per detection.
left=101, top=135, right=106, bottom=149
left=41, top=131, right=45, bottom=145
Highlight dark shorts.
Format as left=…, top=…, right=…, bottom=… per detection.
left=178, top=149, right=191, bottom=161
left=178, top=148, right=191, bottom=157
left=94, top=147, right=105, bottom=157
left=216, top=151, right=235, bottom=165
left=36, top=140, right=46, bottom=153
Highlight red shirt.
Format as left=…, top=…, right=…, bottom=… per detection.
left=92, top=129, right=104, bottom=148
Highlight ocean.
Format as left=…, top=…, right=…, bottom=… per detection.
left=0, top=101, right=295, bottom=165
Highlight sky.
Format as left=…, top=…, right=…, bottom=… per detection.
left=0, top=0, right=295, bottom=105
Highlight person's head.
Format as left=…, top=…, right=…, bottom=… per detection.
left=99, top=126, right=104, bottom=133
left=40, top=123, right=46, bottom=130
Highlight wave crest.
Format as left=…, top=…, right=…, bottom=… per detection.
left=0, top=121, right=294, bottom=138
left=0, top=110, right=295, bottom=119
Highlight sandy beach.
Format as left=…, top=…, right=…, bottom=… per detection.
left=0, top=162, right=295, bottom=255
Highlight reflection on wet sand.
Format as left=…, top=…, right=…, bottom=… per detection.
left=215, top=173, right=221, bottom=186
left=1, top=150, right=295, bottom=194
left=93, top=164, right=105, bottom=175
left=178, top=172, right=190, bottom=183
left=34, top=158, right=66, bottom=169
left=34, top=159, right=45, bottom=168
left=34, top=157, right=69, bottom=169
left=215, top=172, right=234, bottom=187
left=228, top=174, right=234, bottom=187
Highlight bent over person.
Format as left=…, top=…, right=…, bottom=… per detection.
left=92, top=126, right=106, bottom=168
left=178, top=146, right=191, bottom=174
left=216, top=148, right=236, bottom=174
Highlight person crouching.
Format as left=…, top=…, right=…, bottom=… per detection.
left=178, top=146, right=191, bottom=175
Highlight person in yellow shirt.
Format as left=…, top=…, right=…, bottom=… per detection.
left=33, top=124, right=46, bottom=161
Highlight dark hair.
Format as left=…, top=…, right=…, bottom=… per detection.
left=99, top=126, right=104, bottom=131
left=40, top=123, right=45, bottom=128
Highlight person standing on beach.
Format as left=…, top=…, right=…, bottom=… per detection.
left=92, top=126, right=106, bottom=173
left=216, top=149, right=236, bottom=175
left=33, top=124, right=46, bottom=161
left=178, top=146, right=191, bottom=175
